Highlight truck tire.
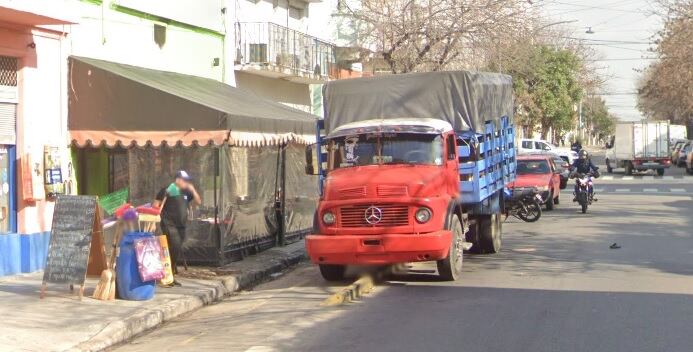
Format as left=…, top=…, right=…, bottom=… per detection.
left=319, top=264, right=346, bottom=281
left=606, top=159, right=613, bottom=173
left=476, top=213, right=502, bottom=254
left=437, top=215, right=463, bottom=281
left=625, top=162, right=634, bottom=175
left=656, top=168, right=665, bottom=176
left=466, top=219, right=481, bottom=254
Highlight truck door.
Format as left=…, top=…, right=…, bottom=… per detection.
left=445, top=134, right=459, bottom=195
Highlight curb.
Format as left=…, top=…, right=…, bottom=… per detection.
left=71, top=248, right=306, bottom=352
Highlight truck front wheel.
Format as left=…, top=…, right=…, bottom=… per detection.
left=319, top=264, right=346, bottom=281
left=477, top=213, right=502, bottom=254
left=437, top=215, right=464, bottom=281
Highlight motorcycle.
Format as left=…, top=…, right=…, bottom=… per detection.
left=572, top=172, right=598, bottom=213
left=503, top=187, right=543, bottom=222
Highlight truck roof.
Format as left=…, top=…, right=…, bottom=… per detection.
left=327, top=118, right=453, bottom=138
left=322, top=71, right=513, bottom=135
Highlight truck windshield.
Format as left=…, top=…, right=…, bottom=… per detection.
left=327, top=133, right=443, bottom=170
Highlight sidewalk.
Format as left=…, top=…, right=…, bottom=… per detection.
left=0, top=240, right=306, bottom=352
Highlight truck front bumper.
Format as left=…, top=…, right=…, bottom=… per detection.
left=305, top=231, right=452, bottom=265
left=634, top=162, right=670, bottom=170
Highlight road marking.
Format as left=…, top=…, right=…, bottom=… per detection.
left=622, top=176, right=634, bottom=180
left=594, top=188, right=605, bottom=193
left=643, top=188, right=658, bottom=193
left=244, top=346, right=277, bottom=352
left=601, top=176, right=613, bottom=180
left=670, top=188, right=687, bottom=193
left=662, top=176, right=674, bottom=180
left=614, top=189, right=630, bottom=192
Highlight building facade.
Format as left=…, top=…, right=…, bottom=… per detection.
left=230, top=0, right=335, bottom=112
left=0, top=1, right=72, bottom=276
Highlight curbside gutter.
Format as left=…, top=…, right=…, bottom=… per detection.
left=71, top=247, right=306, bottom=352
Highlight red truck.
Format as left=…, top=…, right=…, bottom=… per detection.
left=304, top=71, right=517, bottom=281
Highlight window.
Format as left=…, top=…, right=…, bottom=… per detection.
left=521, top=141, right=533, bottom=149
left=517, top=160, right=550, bottom=175
left=535, top=142, right=551, bottom=151
left=446, top=135, right=456, bottom=160
left=328, top=133, right=444, bottom=170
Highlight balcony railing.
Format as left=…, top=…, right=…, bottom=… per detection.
left=235, top=22, right=336, bottom=81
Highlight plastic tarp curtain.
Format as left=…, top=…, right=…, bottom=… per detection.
left=218, top=144, right=318, bottom=255
left=219, top=146, right=279, bottom=249
left=128, top=146, right=220, bottom=263
left=283, top=144, right=318, bottom=239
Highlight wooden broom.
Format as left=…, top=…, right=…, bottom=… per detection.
left=93, top=221, right=122, bottom=300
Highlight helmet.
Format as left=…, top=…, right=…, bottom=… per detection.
left=579, top=150, right=589, bottom=159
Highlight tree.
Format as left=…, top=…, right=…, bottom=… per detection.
left=638, top=1, right=693, bottom=125
left=344, top=0, right=536, bottom=73
left=582, top=96, right=617, bottom=140
left=495, top=45, right=583, bottom=139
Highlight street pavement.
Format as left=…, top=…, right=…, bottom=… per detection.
left=113, top=150, right=693, bottom=352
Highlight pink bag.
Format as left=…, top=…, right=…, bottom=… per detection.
left=134, top=237, right=166, bottom=282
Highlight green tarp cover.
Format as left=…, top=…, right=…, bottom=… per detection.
left=322, top=71, right=513, bottom=134
left=68, top=56, right=316, bottom=135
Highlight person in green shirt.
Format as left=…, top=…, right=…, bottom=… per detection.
left=153, top=170, right=201, bottom=287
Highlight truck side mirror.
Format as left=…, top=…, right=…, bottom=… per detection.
left=305, top=143, right=319, bottom=175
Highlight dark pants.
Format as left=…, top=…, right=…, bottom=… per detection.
left=161, top=222, right=186, bottom=275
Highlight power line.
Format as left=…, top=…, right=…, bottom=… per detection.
left=587, top=58, right=658, bottom=61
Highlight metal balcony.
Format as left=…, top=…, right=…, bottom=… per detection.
left=235, top=22, right=336, bottom=83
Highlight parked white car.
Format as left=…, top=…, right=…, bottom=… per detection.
left=518, top=139, right=578, bottom=164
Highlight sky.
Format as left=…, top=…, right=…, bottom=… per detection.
left=537, top=0, right=664, bottom=121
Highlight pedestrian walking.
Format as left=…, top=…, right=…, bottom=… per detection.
left=153, top=170, right=201, bottom=287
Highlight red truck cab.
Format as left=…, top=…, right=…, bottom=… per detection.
left=306, top=119, right=464, bottom=280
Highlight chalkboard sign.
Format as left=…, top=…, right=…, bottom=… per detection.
left=41, top=195, right=106, bottom=299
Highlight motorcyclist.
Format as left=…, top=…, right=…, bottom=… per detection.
left=571, top=139, right=583, bottom=153
left=571, top=150, right=599, bottom=201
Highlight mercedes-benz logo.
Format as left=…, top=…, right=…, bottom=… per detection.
left=364, top=206, right=383, bottom=224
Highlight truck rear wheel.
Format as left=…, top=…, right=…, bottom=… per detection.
left=625, top=162, right=634, bottom=175
left=437, top=215, right=463, bottom=281
left=319, top=264, right=346, bottom=281
left=477, top=213, right=502, bottom=254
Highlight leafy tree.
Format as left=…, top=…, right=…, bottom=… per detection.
left=638, top=1, right=693, bottom=126
left=583, top=96, right=617, bottom=139
left=500, top=46, right=583, bottom=139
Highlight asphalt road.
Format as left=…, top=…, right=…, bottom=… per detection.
left=115, top=151, right=693, bottom=352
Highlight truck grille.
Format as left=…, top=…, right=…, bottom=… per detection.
left=339, top=204, right=410, bottom=227
left=376, top=185, right=408, bottom=197
left=338, top=186, right=367, bottom=199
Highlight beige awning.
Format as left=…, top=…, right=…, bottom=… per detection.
left=68, top=57, right=318, bottom=147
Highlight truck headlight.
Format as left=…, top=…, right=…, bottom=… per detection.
left=322, top=212, right=336, bottom=225
left=415, top=208, right=432, bottom=224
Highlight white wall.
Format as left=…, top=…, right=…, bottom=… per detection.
left=68, top=0, right=226, bottom=81
left=232, top=0, right=309, bottom=33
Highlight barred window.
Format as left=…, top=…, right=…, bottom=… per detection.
left=0, top=56, right=18, bottom=87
